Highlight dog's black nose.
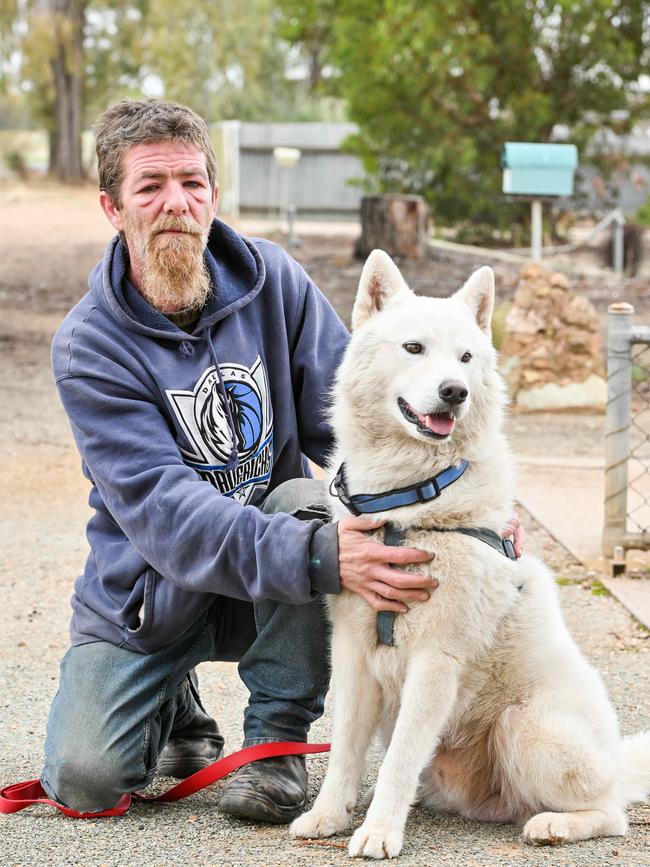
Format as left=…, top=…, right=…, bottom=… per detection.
left=439, top=380, right=468, bottom=405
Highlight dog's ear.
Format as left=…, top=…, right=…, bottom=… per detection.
left=454, top=266, right=495, bottom=336
left=352, top=249, right=412, bottom=330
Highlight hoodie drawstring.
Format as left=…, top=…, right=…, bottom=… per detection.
left=205, top=333, right=240, bottom=472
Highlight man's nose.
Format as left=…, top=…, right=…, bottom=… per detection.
left=438, top=380, right=468, bottom=406
left=163, top=182, right=189, bottom=215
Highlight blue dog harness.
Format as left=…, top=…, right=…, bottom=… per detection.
left=330, top=460, right=518, bottom=646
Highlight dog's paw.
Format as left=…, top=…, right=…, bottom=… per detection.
left=523, top=809, right=627, bottom=846
left=523, top=812, right=570, bottom=846
left=290, top=804, right=352, bottom=839
left=348, top=822, right=403, bottom=859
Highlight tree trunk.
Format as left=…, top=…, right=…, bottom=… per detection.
left=308, top=49, right=323, bottom=90
left=355, top=194, right=430, bottom=260
left=47, top=126, right=58, bottom=175
left=50, top=0, right=85, bottom=183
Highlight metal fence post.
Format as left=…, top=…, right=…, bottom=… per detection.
left=603, top=302, right=635, bottom=557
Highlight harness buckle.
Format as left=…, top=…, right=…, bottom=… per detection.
left=330, top=472, right=361, bottom=517
left=416, top=478, right=439, bottom=503
left=502, top=538, right=517, bottom=560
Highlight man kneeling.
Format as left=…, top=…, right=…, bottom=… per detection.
left=40, top=98, right=435, bottom=822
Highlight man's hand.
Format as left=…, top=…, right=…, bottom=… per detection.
left=337, top=514, right=437, bottom=612
left=500, top=511, right=524, bottom=558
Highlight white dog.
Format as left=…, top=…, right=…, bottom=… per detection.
left=290, top=250, right=650, bottom=858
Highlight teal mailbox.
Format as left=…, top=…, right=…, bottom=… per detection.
left=502, top=142, right=578, bottom=196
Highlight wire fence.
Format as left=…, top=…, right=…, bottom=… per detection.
left=603, top=303, right=650, bottom=567
left=628, top=342, right=650, bottom=534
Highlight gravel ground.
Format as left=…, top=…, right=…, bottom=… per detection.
left=1, top=196, right=649, bottom=866
left=2, top=331, right=649, bottom=867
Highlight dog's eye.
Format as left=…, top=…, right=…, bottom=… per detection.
left=403, top=342, right=424, bottom=355
left=461, top=351, right=472, bottom=363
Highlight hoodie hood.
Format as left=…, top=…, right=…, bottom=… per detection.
left=90, top=217, right=266, bottom=342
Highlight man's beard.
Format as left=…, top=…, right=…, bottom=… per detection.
left=122, top=213, right=212, bottom=313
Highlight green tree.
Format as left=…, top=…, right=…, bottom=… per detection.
left=281, top=0, right=650, bottom=232
left=277, top=0, right=337, bottom=90
left=141, top=0, right=292, bottom=121
left=3, top=0, right=140, bottom=181
left=83, top=2, right=147, bottom=120
left=1, top=0, right=313, bottom=181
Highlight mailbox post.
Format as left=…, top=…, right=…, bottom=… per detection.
left=273, top=146, right=301, bottom=248
left=502, top=142, right=578, bottom=263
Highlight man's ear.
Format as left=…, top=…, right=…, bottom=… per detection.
left=212, top=185, right=219, bottom=217
left=453, top=266, right=495, bottom=336
left=351, top=249, right=412, bottom=331
left=99, top=191, right=123, bottom=232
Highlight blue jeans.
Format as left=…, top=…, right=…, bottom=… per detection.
left=41, top=479, right=332, bottom=812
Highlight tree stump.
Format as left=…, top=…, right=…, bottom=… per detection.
left=355, top=194, right=430, bottom=260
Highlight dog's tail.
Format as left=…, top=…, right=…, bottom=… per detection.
left=621, top=731, right=650, bottom=803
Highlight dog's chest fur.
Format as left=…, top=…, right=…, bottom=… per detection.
left=327, top=528, right=523, bottom=682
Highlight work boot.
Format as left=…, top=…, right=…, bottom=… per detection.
left=157, top=670, right=224, bottom=779
left=219, top=754, right=308, bottom=823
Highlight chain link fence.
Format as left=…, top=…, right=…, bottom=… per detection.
left=603, top=303, right=650, bottom=568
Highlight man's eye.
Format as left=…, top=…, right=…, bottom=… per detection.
left=403, top=342, right=424, bottom=354
left=184, top=181, right=201, bottom=188
left=461, top=351, right=472, bottom=363
left=139, top=185, right=157, bottom=193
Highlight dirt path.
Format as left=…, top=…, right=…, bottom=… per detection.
left=1, top=184, right=649, bottom=866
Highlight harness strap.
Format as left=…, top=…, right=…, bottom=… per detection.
left=375, top=523, right=404, bottom=647
left=432, top=526, right=518, bottom=561
left=0, top=741, right=330, bottom=819
left=376, top=524, right=517, bottom=647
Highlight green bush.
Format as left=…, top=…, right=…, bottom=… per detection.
left=636, top=198, right=650, bottom=228
left=3, top=149, right=29, bottom=179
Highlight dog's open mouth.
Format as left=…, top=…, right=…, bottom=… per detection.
left=398, top=397, right=455, bottom=439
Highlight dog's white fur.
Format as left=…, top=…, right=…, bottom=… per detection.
left=290, top=251, right=650, bottom=858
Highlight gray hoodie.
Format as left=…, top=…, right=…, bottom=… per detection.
left=51, top=219, right=349, bottom=652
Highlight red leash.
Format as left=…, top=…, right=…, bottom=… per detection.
left=0, top=741, right=330, bottom=819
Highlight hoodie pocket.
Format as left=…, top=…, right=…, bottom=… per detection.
left=124, top=567, right=158, bottom=643
left=123, top=568, right=213, bottom=654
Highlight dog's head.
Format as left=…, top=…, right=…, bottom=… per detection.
left=337, top=249, right=501, bottom=451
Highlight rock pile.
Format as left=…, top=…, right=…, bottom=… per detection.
left=499, top=263, right=606, bottom=411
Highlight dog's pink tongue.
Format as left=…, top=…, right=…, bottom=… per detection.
left=420, top=413, right=454, bottom=436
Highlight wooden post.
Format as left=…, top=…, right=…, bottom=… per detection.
left=355, top=194, right=430, bottom=260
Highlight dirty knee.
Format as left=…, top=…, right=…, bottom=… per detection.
left=43, top=750, right=143, bottom=813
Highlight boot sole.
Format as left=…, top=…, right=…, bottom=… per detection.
left=219, top=792, right=307, bottom=824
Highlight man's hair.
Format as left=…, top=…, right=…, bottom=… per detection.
left=94, top=99, right=218, bottom=208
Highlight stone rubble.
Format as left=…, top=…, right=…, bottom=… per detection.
left=499, top=263, right=606, bottom=411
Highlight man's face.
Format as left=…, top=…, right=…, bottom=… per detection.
left=100, top=140, right=219, bottom=313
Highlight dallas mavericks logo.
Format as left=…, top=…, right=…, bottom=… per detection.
left=166, top=357, right=273, bottom=504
